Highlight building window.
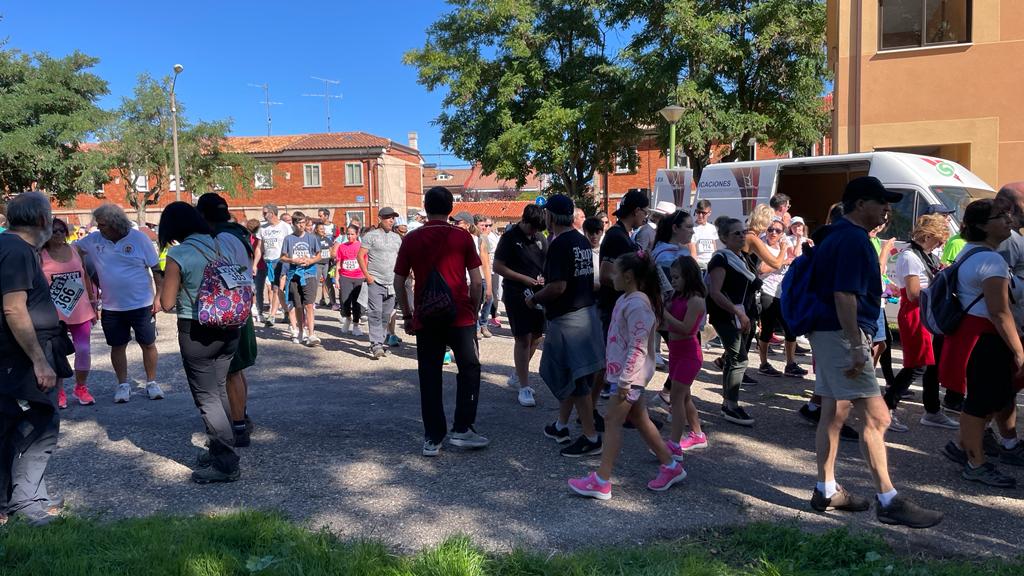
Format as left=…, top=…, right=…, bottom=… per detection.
left=880, top=0, right=971, bottom=51
left=345, top=162, right=363, bottom=186
left=436, top=172, right=452, bottom=181
left=346, top=210, right=365, bottom=228
left=130, top=171, right=148, bottom=192
left=615, top=148, right=636, bottom=174
left=303, top=164, right=321, bottom=187
left=254, top=167, right=273, bottom=189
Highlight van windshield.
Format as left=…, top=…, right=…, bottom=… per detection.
left=931, top=186, right=969, bottom=224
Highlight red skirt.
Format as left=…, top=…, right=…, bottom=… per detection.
left=939, top=314, right=998, bottom=395
left=896, top=289, right=933, bottom=368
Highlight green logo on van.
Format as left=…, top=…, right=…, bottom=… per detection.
left=935, top=162, right=955, bottom=177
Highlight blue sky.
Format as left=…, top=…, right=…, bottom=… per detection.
left=5, top=1, right=467, bottom=166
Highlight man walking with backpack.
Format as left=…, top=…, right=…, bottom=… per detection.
left=806, top=177, right=942, bottom=528
left=394, top=186, right=488, bottom=457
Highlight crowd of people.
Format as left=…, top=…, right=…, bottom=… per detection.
left=5, top=176, right=1024, bottom=531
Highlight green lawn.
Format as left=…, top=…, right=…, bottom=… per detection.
left=0, top=511, right=1019, bottom=576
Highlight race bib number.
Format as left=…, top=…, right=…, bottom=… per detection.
left=49, top=272, right=85, bottom=317
left=216, top=265, right=252, bottom=289
left=698, top=239, right=716, bottom=253
left=342, top=259, right=359, bottom=271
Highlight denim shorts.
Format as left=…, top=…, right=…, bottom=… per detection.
left=872, top=307, right=887, bottom=343
left=101, top=306, right=157, bottom=347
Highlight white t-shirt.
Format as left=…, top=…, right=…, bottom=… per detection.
left=758, top=242, right=788, bottom=297
left=256, top=221, right=293, bottom=261
left=891, top=249, right=930, bottom=290
left=956, top=246, right=1011, bottom=320
left=692, top=223, right=719, bottom=267
left=77, top=229, right=159, bottom=311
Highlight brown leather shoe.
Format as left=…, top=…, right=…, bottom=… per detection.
left=811, top=485, right=870, bottom=512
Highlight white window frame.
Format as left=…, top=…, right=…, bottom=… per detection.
left=615, top=148, right=636, bottom=174
left=346, top=210, right=366, bottom=228
left=437, top=172, right=452, bottom=181
left=303, top=163, right=322, bottom=188
left=129, top=170, right=148, bottom=192
left=345, top=162, right=363, bottom=186
left=254, top=167, right=273, bottom=189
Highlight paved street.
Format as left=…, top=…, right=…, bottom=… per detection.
left=48, top=309, right=1024, bottom=557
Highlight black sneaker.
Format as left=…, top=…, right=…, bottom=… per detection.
left=192, top=466, right=241, bottom=484
left=543, top=422, right=571, bottom=444
left=942, top=441, right=967, bottom=466
left=560, top=436, right=602, bottom=458
left=983, top=428, right=1001, bottom=457
left=942, top=395, right=964, bottom=413
left=195, top=449, right=214, bottom=469
left=721, top=405, right=754, bottom=427
left=759, top=363, right=783, bottom=377
left=998, top=442, right=1024, bottom=467
left=795, top=344, right=811, bottom=355
left=784, top=363, right=808, bottom=377
left=798, top=404, right=821, bottom=425
left=233, top=425, right=250, bottom=448
left=876, top=495, right=943, bottom=529
left=963, top=461, right=1017, bottom=488
left=742, top=373, right=758, bottom=385
left=244, top=415, right=254, bottom=435
left=810, top=485, right=870, bottom=512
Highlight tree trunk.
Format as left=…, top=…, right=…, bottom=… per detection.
left=135, top=192, right=147, bottom=228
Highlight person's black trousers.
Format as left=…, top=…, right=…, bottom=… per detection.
left=0, top=395, right=59, bottom=520
left=254, top=267, right=268, bottom=312
left=415, top=324, right=481, bottom=443
left=178, top=320, right=240, bottom=473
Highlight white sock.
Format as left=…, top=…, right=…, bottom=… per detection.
left=664, top=460, right=679, bottom=469
left=807, top=401, right=820, bottom=411
left=877, top=489, right=898, bottom=507
left=586, top=434, right=599, bottom=443
left=816, top=480, right=837, bottom=498
left=554, top=420, right=568, bottom=431
left=1001, top=436, right=1019, bottom=450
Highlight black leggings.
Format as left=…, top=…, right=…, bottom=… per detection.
left=759, top=293, right=794, bottom=342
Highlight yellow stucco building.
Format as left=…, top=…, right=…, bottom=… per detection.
left=828, top=0, right=1024, bottom=188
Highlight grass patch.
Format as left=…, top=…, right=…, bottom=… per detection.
left=0, top=511, right=1021, bottom=575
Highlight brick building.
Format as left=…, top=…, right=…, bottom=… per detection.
left=56, top=131, right=424, bottom=229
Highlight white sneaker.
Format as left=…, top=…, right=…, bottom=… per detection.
left=796, top=335, right=811, bottom=347
left=145, top=381, right=164, bottom=400
left=507, top=373, right=520, bottom=388
left=518, top=386, right=536, bottom=407
left=352, top=324, right=364, bottom=337
left=306, top=335, right=321, bottom=347
left=920, top=411, right=959, bottom=430
left=449, top=428, right=490, bottom=449
left=888, top=410, right=909, bottom=433
left=342, top=317, right=352, bottom=334
left=113, top=383, right=131, bottom=403
left=290, top=326, right=299, bottom=339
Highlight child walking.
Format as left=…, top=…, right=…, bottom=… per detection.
left=569, top=251, right=686, bottom=500
left=663, top=256, right=708, bottom=453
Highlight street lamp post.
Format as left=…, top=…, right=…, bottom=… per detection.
left=170, top=64, right=184, bottom=202
left=659, top=105, right=685, bottom=169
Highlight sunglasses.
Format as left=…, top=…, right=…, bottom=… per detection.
left=52, top=227, right=68, bottom=234
left=767, top=228, right=784, bottom=234
left=697, top=210, right=711, bottom=216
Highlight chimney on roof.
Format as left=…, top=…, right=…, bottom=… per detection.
left=408, top=132, right=418, bottom=150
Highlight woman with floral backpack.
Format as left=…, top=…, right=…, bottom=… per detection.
left=158, top=202, right=254, bottom=484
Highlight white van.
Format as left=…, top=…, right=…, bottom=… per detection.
left=691, top=152, right=994, bottom=241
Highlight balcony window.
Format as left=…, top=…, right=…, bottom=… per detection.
left=880, top=0, right=971, bottom=51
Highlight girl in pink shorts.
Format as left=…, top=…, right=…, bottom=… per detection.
left=663, top=256, right=708, bottom=453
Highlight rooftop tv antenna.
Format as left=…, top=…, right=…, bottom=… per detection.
left=248, top=83, right=282, bottom=136
left=303, top=76, right=342, bottom=132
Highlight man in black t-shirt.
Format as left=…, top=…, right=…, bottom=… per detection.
left=528, top=195, right=604, bottom=456
left=493, top=204, right=548, bottom=407
left=0, top=192, right=65, bottom=526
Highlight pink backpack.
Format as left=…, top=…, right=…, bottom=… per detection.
left=185, top=238, right=254, bottom=328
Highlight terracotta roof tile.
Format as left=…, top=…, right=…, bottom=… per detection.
left=465, top=165, right=542, bottom=192
left=451, top=201, right=532, bottom=222
left=222, top=135, right=307, bottom=153
left=221, top=132, right=394, bottom=154
left=424, top=167, right=473, bottom=187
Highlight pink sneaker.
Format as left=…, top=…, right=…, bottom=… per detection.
left=647, top=462, right=687, bottom=491
left=568, top=472, right=612, bottom=500
left=664, top=440, right=685, bottom=462
left=56, top=388, right=67, bottom=410
left=72, top=384, right=96, bottom=406
left=678, top=431, right=708, bottom=452
left=488, top=318, right=501, bottom=328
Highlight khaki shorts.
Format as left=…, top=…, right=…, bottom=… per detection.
left=808, top=330, right=880, bottom=401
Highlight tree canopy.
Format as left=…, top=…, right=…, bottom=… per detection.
left=609, top=0, right=831, bottom=182
left=405, top=0, right=643, bottom=212
left=0, top=47, right=110, bottom=202
left=102, top=74, right=262, bottom=224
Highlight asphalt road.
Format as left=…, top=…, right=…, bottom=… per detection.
left=46, top=309, right=1024, bottom=557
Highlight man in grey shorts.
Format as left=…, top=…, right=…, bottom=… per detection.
left=807, top=177, right=942, bottom=529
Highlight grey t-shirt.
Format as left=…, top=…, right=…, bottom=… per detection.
left=361, top=228, right=403, bottom=285
left=281, top=232, right=320, bottom=279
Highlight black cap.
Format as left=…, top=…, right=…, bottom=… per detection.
left=922, top=203, right=955, bottom=215
left=613, top=189, right=650, bottom=218
left=378, top=207, right=399, bottom=219
left=196, top=193, right=230, bottom=223
left=842, top=176, right=903, bottom=206
left=453, top=210, right=474, bottom=223
left=545, top=194, right=574, bottom=217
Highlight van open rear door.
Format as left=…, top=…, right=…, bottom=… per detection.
left=653, top=168, right=693, bottom=210
left=693, top=163, right=779, bottom=220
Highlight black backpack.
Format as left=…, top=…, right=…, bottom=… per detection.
left=416, top=229, right=458, bottom=328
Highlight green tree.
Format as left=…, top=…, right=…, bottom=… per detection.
left=102, top=74, right=263, bottom=225
left=608, top=0, right=830, bottom=183
left=0, top=47, right=110, bottom=202
left=405, top=0, right=642, bottom=213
